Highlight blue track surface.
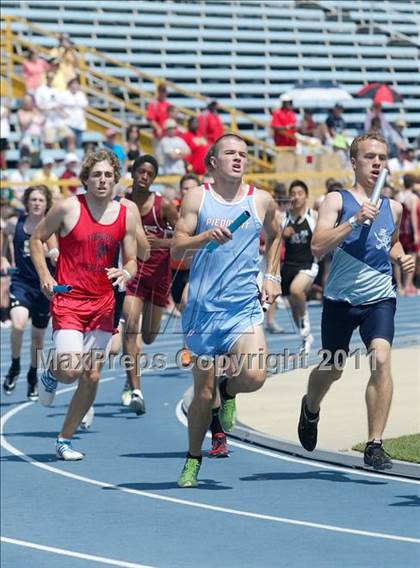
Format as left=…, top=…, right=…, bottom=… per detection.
left=1, top=296, right=419, bottom=568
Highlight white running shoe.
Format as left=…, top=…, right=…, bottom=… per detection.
left=121, top=383, right=132, bottom=407
left=299, top=334, right=314, bottom=356
left=56, top=439, right=84, bottom=461
left=38, top=370, right=58, bottom=407
left=129, top=389, right=146, bottom=415
left=80, top=406, right=95, bottom=430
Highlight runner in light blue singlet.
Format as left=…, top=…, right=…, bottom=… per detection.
left=182, top=182, right=264, bottom=356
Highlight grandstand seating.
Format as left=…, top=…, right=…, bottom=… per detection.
left=1, top=0, right=419, bottom=146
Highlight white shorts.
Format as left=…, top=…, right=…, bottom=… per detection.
left=53, top=329, right=112, bottom=355
left=300, top=262, right=319, bottom=280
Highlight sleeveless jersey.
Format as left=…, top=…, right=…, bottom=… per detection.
left=56, top=195, right=126, bottom=299
left=12, top=214, right=53, bottom=285
left=324, top=190, right=396, bottom=305
left=282, top=208, right=316, bottom=268
left=130, top=193, right=170, bottom=279
left=185, top=183, right=262, bottom=315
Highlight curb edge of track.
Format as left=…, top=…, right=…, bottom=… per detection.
left=181, top=387, right=420, bottom=481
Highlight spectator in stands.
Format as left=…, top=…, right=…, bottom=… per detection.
left=22, top=47, right=50, bottom=94
left=388, top=147, right=417, bottom=174
left=9, top=157, right=32, bottom=204
left=146, top=83, right=170, bottom=140
left=325, top=104, right=345, bottom=139
left=60, top=153, right=81, bottom=195
left=167, top=106, right=186, bottom=136
left=0, top=104, right=10, bottom=169
left=182, top=116, right=209, bottom=175
left=298, top=109, right=327, bottom=143
left=35, top=70, right=75, bottom=150
left=103, top=128, right=127, bottom=172
left=31, top=156, right=61, bottom=200
left=157, top=118, right=190, bottom=175
left=364, top=102, right=391, bottom=134
left=198, top=101, right=224, bottom=145
left=125, top=124, right=142, bottom=165
left=17, top=94, right=44, bottom=159
left=271, top=95, right=297, bottom=149
left=49, top=33, right=78, bottom=91
left=389, top=117, right=409, bottom=158
left=60, top=78, right=88, bottom=148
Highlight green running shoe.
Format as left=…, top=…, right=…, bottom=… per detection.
left=177, top=457, right=201, bottom=488
left=219, top=396, right=236, bottom=433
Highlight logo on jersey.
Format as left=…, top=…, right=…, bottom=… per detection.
left=374, top=228, right=391, bottom=251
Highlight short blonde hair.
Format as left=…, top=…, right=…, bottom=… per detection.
left=79, top=149, right=121, bottom=188
left=349, top=133, right=387, bottom=160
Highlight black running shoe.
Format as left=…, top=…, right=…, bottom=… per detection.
left=3, top=366, right=20, bottom=395
left=27, top=382, right=39, bottom=402
left=298, top=395, right=319, bottom=452
left=364, top=440, right=393, bottom=470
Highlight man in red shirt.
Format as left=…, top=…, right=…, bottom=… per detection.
left=182, top=116, right=209, bottom=175
left=30, top=149, right=138, bottom=461
left=271, top=95, right=297, bottom=148
left=198, top=101, right=225, bottom=144
left=146, top=83, right=171, bottom=140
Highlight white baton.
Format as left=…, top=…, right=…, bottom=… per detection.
left=363, top=168, right=389, bottom=226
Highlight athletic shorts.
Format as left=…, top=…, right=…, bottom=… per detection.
left=182, top=297, right=264, bottom=357
left=53, top=329, right=112, bottom=355
left=10, top=279, right=50, bottom=329
left=321, top=297, right=396, bottom=362
left=126, top=270, right=170, bottom=308
left=51, top=293, right=115, bottom=333
left=281, top=262, right=319, bottom=296
left=171, top=269, right=189, bottom=305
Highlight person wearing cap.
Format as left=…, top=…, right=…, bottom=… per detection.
left=10, top=157, right=32, bottom=203
left=32, top=156, right=61, bottom=199
left=271, top=95, right=297, bottom=148
left=60, top=153, right=81, bottom=195
left=197, top=101, right=225, bottom=145
left=146, top=83, right=171, bottom=140
left=156, top=119, right=190, bottom=175
left=103, top=128, right=127, bottom=172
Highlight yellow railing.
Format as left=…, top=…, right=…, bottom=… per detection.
left=1, top=14, right=279, bottom=172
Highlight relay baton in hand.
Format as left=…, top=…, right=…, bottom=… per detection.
left=363, top=168, right=388, bottom=227
left=206, top=210, right=251, bottom=252
left=53, top=284, right=73, bottom=293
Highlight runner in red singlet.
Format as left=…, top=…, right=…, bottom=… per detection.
left=30, top=149, right=137, bottom=460
left=121, top=155, right=179, bottom=414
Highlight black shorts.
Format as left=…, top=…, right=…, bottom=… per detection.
left=113, top=287, right=126, bottom=328
left=281, top=263, right=318, bottom=296
left=171, top=269, right=189, bottom=305
left=9, top=279, right=50, bottom=329
left=321, top=298, right=396, bottom=361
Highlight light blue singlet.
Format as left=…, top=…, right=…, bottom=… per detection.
left=182, top=183, right=264, bottom=356
left=324, top=189, right=397, bottom=306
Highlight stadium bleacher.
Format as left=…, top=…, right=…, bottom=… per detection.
left=1, top=0, right=419, bottom=151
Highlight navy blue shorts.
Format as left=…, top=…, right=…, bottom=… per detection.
left=9, top=279, right=50, bottom=329
left=321, top=298, right=396, bottom=359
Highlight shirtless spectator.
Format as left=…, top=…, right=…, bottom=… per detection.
left=146, top=83, right=170, bottom=140
left=198, top=101, right=224, bottom=144
left=17, top=94, right=44, bottom=158
left=22, top=47, right=50, bottom=94
left=166, top=105, right=186, bottom=136
left=35, top=71, right=75, bottom=150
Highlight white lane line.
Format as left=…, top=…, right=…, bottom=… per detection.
left=1, top=396, right=419, bottom=545
left=0, top=537, right=156, bottom=568
left=175, top=402, right=420, bottom=486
